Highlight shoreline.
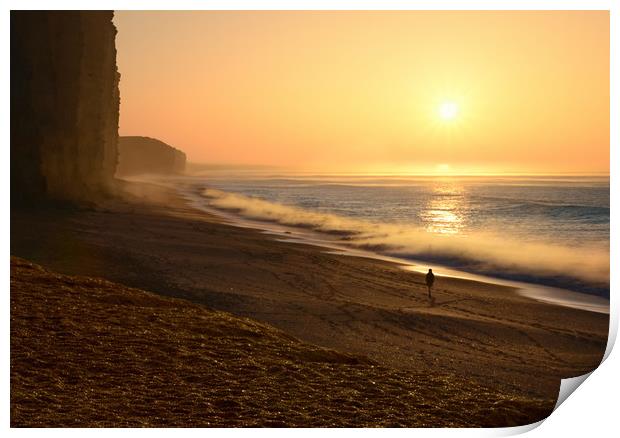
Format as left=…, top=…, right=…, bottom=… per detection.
left=175, top=181, right=609, bottom=315
left=183, top=174, right=609, bottom=299
left=10, top=178, right=609, bottom=402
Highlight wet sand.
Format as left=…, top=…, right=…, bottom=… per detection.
left=10, top=180, right=608, bottom=418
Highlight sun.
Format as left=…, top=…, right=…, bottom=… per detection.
left=438, top=101, right=459, bottom=120
left=436, top=163, right=451, bottom=173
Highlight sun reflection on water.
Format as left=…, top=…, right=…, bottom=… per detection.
left=419, top=182, right=466, bottom=235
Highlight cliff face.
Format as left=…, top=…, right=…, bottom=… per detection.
left=11, top=11, right=120, bottom=204
left=116, top=136, right=187, bottom=177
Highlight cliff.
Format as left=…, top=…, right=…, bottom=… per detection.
left=116, top=136, right=187, bottom=176
left=11, top=11, right=120, bottom=204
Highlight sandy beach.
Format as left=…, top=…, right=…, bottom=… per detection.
left=11, top=182, right=608, bottom=408
left=13, top=256, right=561, bottom=427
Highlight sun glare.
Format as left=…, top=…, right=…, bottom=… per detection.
left=437, top=163, right=452, bottom=173
left=439, top=101, right=459, bottom=120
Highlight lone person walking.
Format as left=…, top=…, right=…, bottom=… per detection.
left=425, top=269, right=435, bottom=299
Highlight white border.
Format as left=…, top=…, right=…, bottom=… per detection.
left=3, top=1, right=616, bottom=437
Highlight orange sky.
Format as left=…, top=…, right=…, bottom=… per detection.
left=114, top=11, right=609, bottom=174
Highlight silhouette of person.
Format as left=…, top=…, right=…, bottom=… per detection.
left=425, top=269, right=435, bottom=299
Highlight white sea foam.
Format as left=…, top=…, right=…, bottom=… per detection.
left=200, top=187, right=610, bottom=296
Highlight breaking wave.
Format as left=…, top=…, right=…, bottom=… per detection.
left=200, top=187, right=610, bottom=297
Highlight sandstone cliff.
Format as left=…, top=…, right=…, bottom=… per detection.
left=116, top=136, right=186, bottom=176
left=11, top=11, right=120, bottom=204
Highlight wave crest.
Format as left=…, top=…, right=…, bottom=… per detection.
left=201, top=188, right=610, bottom=296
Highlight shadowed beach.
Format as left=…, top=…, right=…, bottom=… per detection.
left=13, top=256, right=563, bottom=427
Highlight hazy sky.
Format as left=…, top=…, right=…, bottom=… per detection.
left=114, top=11, right=609, bottom=174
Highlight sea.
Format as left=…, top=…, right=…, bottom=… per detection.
left=164, top=170, right=610, bottom=310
